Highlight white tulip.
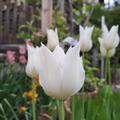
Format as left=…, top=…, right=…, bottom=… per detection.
left=100, top=46, right=115, bottom=58
left=79, top=25, right=94, bottom=52
left=99, top=38, right=115, bottom=57
left=26, top=45, right=42, bottom=78
left=101, top=16, right=108, bottom=38
left=102, top=26, right=119, bottom=50
left=39, top=43, right=85, bottom=100
left=101, top=16, right=119, bottom=50
left=47, top=28, right=59, bottom=50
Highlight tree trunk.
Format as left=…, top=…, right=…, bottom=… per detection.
left=41, top=0, right=53, bottom=34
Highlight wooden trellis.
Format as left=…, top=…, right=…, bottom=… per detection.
left=0, top=0, right=26, bottom=44
left=0, top=0, right=53, bottom=45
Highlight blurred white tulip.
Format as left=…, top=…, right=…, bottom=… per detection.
left=47, top=28, right=59, bottom=50
left=26, top=45, right=42, bottom=78
left=101, top=16, right=119, bottom=50
left=99, top=38, right=115, bottom=57
left=79, top=25, right=94, bottom=52
left=39, top=43, right=85, bottom=100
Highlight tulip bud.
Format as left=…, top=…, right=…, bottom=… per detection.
left=47, top=28, right=59, bottom=51
left=101, top=16, right=119, bottom=50
left=25, top=45, right=42, bottom=78
left=79, top=25, right=94, bottom=52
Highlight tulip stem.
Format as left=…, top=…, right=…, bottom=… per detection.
left=32, top=80, right=37, bottom=120
left=106, top=51, right=111, bottom=85
left=82, top=52, right=85, bottom=120
left=108, top=57, right=111, bottom=85
left=81, top=87, right=85, bottom=120
left=101, top=56, right=105, bottom=79
left=72, top=96, right=75, bottom=120
left=58, top=100, right=65, bottom=120
left=105, top=57, right=108, bottom=84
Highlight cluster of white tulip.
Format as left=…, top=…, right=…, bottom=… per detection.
left=26, top=17, right=120, bottom=100
left=99, top=16, right=119, bottom=57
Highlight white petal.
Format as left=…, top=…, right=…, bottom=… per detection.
left=27, top=45, right=35, bottom=57
left=108, top=48, right=116, bottom=57
left=99, top=38, right=116, bottom=58
left=86, top=26, right=94, bottom=37
left=39, top=44, right=63, bottom=99
left=101, top=25, right=118, bottom=50
left=53, top=45, right=65, bottom=65
left=114, top=32, right=119, bottom=48
left=61, top=43, right=85, bottom=99
left=26, top=45, right=39, bottom=78
left=79, top=25, right=84, bottom=38
left=33, top=47, right=43, bottom=74
left=101, top=16, right=108, bottom=35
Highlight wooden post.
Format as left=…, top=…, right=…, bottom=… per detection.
left=41, top=0, right=53, bottom=34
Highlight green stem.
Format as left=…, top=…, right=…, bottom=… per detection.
left=101, top=57, right=105, bottom=79
left=32, top=80, right=37, bottom=120
left=105, top=51, right=111, bottom=120
left=81, top=87, right=85, bottom=120
left=108, top=57, right=111, bottom=85
left=72, top=96, right=75, bottom=120
left=105, top=56, right=108, bottom=84
left=106, top=51, right=111, bottom=85
left=81, top=52, right=85, bottom=120
left=58, top=100, right=65, bottom=120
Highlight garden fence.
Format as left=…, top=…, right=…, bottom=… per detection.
left=0, top=0, right=29, bottom=44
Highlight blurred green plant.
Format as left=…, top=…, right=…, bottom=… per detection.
left=17, top=20, right=47, bottom=46
left=0, top=63, right=31, bottom=119
left=72, top=85, right=120, bottom=120
left=0, top=62, right=58, bottom=120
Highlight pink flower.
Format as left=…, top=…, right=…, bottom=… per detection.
left=19, top=46, right=27, bottom=55
left=6, top=50, right=16, bottom=64
left=19, top=55, right=27, bottom=64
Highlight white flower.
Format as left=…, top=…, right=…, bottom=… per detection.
left=79, top=25, right=94, bottom=52
left=101, top=16, right=119, bottom=50
left=47, top=28, right=59, bottom=50
left=99, top=38, right=115, bottom=57
left=101, top=16, right=108, bottom=38
left=39, top=43, right=85, bottom=100
left=25, top=45, right=42, bottom=78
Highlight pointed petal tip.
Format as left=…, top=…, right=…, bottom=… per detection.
left=98, top=37, right=102, bottom=43
left=79, top=25, right=83, bottom=31
left=41, top=43, right=45, bottom=47
left=55, top=28, right=58, bottom=32
left=91, top=25, right=94, bottom=30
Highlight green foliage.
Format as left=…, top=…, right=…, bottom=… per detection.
left=91, top=5, right=120, bottom=29
left=17, top=20, right=47, bottom=46
left=91, top=4, right=120, bottom=68
left=0, top=63, right=58, bottom=119
left=73, top=86, right=120, bottom=120
left=92, top=27, right=102, bottom=47
left=82, top=56, right=100, bottom=92
left=0, top=63, right=31, bottom=119
left=52, top=11, right=68, bottom=41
